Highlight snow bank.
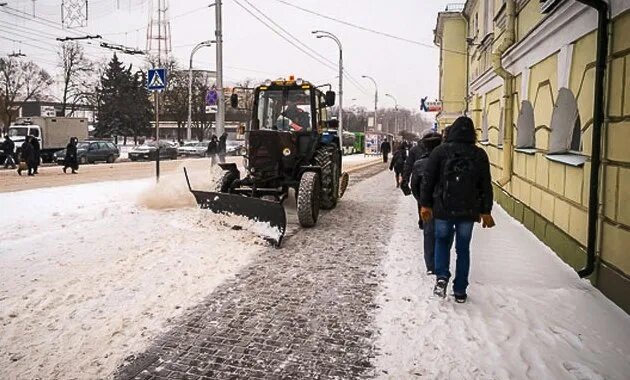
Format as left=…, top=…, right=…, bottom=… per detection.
left=373, top=196, right=630, bottom=379
left=0, top=169, right=268, bottom=379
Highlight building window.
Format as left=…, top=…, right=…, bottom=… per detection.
left=516, top=100, right=535, bottom=148
left=481, top=110, right=489, bottom=142
left=549, top=88, right=580, bottom=154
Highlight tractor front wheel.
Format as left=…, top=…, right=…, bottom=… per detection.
left=297, top=171, right=321, bottom=228
left=314, top=146, right=340, bottom=210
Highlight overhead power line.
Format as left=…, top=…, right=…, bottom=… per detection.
left=269, top=0, right=467, bottom=56
left=233, top=0, right=369, bottom=95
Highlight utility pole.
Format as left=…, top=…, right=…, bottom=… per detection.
left=215, top=0, right=225, bottom=137
left=385, top=93, right=398, bottom=135
left=187, top=40, right=213, bottom=141
left=313, top=30, right=343, bottom=151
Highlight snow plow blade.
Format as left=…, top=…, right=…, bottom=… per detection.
left=184, top=168, right=286, bottom=247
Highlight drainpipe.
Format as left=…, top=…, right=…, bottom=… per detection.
left=575, top=0, right=608, bottom=278
left=493, top=0, right=516, bottom=187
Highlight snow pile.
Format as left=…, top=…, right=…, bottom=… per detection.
left=373, top=196, right=630, bottom=379
left=0, top=177, right=267, bottom=379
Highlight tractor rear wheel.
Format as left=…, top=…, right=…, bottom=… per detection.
left=314, top=146, right=340, bottom=210
left=297, top=171, right=321, bottom=228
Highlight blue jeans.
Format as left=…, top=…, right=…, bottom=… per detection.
left=434, top=219, right=475, bottom=294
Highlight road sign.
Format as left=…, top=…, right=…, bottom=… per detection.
left=206, top=105, right=218, bottom=114
left=147, top=68, right=167, bottom=91
left=206, top=86, right=218, bottom=106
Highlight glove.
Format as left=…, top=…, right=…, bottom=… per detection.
left=420, top=207, right=433, bottom=222
left=480, top=214, right=495, bottom=228
left=400, top=182, right=411, bottom=196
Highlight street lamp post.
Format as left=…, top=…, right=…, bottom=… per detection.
left=313, top=30, right=343, bottom=151
left=362, top=75, right=378, bottom=133
left=385, top=93, right=399, bottom=135
left=215, top=0, right=225, bottom=137
left=187, top=40, right=213, bottom=141
left=362, top=75, right=378, bottom=155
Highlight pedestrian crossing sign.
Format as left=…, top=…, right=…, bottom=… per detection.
left=147, top=68, right=167, bottom=91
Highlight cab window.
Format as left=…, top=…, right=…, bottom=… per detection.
left=256, top=88, right=312, bottom=132
left=29, top=128, right=40, bottom=137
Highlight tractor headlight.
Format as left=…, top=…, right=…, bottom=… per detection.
left=264, top=79, right=272, bottom=86
left=295, top=78, right=303, bottom=86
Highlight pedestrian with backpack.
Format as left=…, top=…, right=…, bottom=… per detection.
left=420, top=116, right=495, bottom=303
left=409, top=132, right=443, bottom=274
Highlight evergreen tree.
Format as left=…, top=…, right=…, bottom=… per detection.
left=95, top=54, right=152, bottom=140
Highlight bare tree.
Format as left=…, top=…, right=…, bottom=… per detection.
left=59, top=42, right=94, bottom=116
left=0, top=58, right=53, bottom=132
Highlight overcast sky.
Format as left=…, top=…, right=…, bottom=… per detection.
left=0, top=0, right=454, bottom=110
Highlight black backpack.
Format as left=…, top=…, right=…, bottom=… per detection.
left=440, top=148, right=480, bottom=218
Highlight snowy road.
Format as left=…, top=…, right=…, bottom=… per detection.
left=0, top=156, right=381, bottom=379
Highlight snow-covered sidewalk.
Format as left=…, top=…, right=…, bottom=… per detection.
left=374, top=193, right=630, bottom=379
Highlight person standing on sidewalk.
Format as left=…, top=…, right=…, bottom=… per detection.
left=380, top=138, right=391, bottom=163
left=388, top=146, right=407, bottom=188
left=207, top=135, right=218, bottom=166
left=30, top=135, right=41, bottom=174
left=3, top=135, right=16, bottom=169
left=63, top=137, right=79, bottom=174
left=18, top=136, right=35, bottom=176
left=218, top=131, right=227, bottom=163
left=409, top=132, right=443, bottom=274
left=420, top=116, right=495, bottom=303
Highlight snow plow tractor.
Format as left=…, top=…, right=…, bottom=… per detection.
left=185, top=78, right=349, bottom=246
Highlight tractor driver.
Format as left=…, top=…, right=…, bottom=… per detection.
left=277, top=100, right=311, bottom=132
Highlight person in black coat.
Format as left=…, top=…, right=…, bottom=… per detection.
left=3, top=135, right=16, bottom=169
left=30, top=136, right=41, bottom=174
left=409, top=132, right=442, bottom=274
left=420, top=116, right=495, bottom=303
left=207, top=135, right=218, bottom=166
left=218, top=132, right=227, bottom=163
left=400, top=136, right=429, bottom=195
left=18, top=137, right=35, bottom=176
left=388, top=147, right=407, bottom=187
left=63, top=137, right=79, bottom=174
left=380, top=139, right=391, bottom=163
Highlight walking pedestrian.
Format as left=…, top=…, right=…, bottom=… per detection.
left=380, top=138, right=391, bottom=163
left=218, top=131, right=227, bottom=163
left=3, top=135, right=16, bottom=169
left=400, top=131, right=433, bottom=196
left=409, top=132, right=443, bottom=274
left=388, top=146, right=407, bottom=188
left=420, top=116, right=495, bottom=303
left=207, top=135, right=218, bottom=166
left=18, top=136, right=35, bottom=176
left=30, top=136, right=41, bottom=174
left=63, top=137, right=79, bottom=174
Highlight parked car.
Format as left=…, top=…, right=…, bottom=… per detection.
left=54, top=140, right=120, bottom=165
left=128, top=140, right=178, bottom=161
left=226, top=140, right=246, bottom=156
left=178, top=141, right=208, bottom=157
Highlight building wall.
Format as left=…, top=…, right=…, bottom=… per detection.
left=441, top=0, right=630, bottom=313
left=435, top=12, right=468, bottom=129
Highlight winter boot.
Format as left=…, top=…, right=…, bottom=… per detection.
left=63, top=166, right=67, bottom=173
left=433, top=278, right=447, bottom=298
left=454, top=293, right=467, bottom=303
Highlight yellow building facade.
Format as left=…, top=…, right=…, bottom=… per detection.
left=435, top=0, right=630, bottom=313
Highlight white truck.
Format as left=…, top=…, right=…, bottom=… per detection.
left=8, top=117, right=89, bottom=163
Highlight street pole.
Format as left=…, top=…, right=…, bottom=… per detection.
left=155, top=91, right=160, bottom=180
left=187, top=40, right=213, bottom=141
left=215, top=0, right=225, bottom=137
left=362, top=75, right=378, bottom=154
left=385, top=93, right=398, bottom=136
left=313, top=30, right=343, bottom=153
